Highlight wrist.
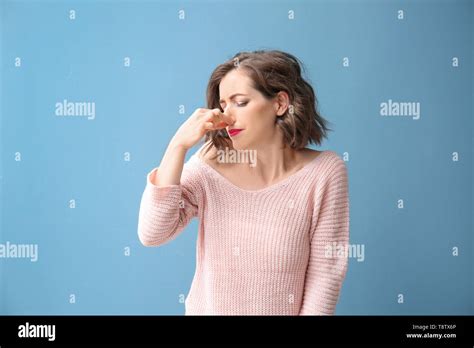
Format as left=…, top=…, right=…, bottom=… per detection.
left=169, top=138, right=189, bottom=152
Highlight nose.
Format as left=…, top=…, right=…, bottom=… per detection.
left=222, top=104, right=231, bottom=114
left=221, top=107, right=235, bottom=125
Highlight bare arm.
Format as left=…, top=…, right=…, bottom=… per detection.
left=151, top=139, right=188, bottom=186
left=137, top=107, right=234, bottom=247
left=151, top=108, right=234, bottom=187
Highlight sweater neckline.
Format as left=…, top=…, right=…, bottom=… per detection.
left=195, top=150, right=329, bottom=194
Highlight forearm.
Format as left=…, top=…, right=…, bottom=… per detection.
left=153, top=137, right=188, bottom=186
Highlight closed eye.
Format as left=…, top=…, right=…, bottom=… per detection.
left=220, top=101, right=248, bottom=110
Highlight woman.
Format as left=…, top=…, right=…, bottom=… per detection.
left=138, top=50, right=350, bottom=315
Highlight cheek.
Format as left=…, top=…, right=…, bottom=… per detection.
left=240, top=103, right=273, bottom=124
left=254, top=105, right=277, bottom=127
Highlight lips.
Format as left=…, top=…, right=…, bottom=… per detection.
left=228, top=128, right=243, bottom=137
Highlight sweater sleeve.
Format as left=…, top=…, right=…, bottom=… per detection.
left=299, top=156, right=350, bottom=315
left=137, top=155, right=203, bottom=247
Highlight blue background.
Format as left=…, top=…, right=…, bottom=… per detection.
left=1, top=0, right=472, bottom=314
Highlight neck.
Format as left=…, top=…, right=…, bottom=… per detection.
left=245, top=141, right=300, bottom=185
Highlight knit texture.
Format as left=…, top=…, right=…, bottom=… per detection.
left=137, top=149, right=350, bottom=315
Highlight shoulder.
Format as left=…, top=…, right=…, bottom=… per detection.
left=320, top=150, right=347, bottom=172
left=301, top=148, right=346, bottom=173
left=308, top=151, right=349, bottom=208
left=319, top=151, right=348, bottom=189
left=305, top=150, right=347, bottom=189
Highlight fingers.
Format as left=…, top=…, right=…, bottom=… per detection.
left=203, top=121, right=214, bottom=131
left=221, top=112, right=235, bottom=126
left=210, top=108, right=235, bottom=127
left=201, top=108, right=235, bottom=132
left=205, top=120, right=226, bottom=130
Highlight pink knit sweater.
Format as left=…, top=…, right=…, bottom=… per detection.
left=137, top=149, right=350, bottom=315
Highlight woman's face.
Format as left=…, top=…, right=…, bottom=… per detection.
left=219, top=69, right=287, bottom=150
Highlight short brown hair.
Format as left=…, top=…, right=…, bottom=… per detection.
left=202, top=49, right=332, bottom=156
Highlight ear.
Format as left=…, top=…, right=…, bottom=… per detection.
left=274, top=91, right=290, bottom=116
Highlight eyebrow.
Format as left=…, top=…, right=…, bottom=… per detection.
left=219, top=93, right=248, bottom=104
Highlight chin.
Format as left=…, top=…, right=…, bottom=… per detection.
left=229, top=136, right=248, bottom=149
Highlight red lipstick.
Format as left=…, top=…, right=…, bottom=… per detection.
left=228, top=129, right=243, bottom=137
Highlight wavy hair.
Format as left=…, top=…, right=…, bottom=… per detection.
left=202, top=49, right=332, bottom=156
